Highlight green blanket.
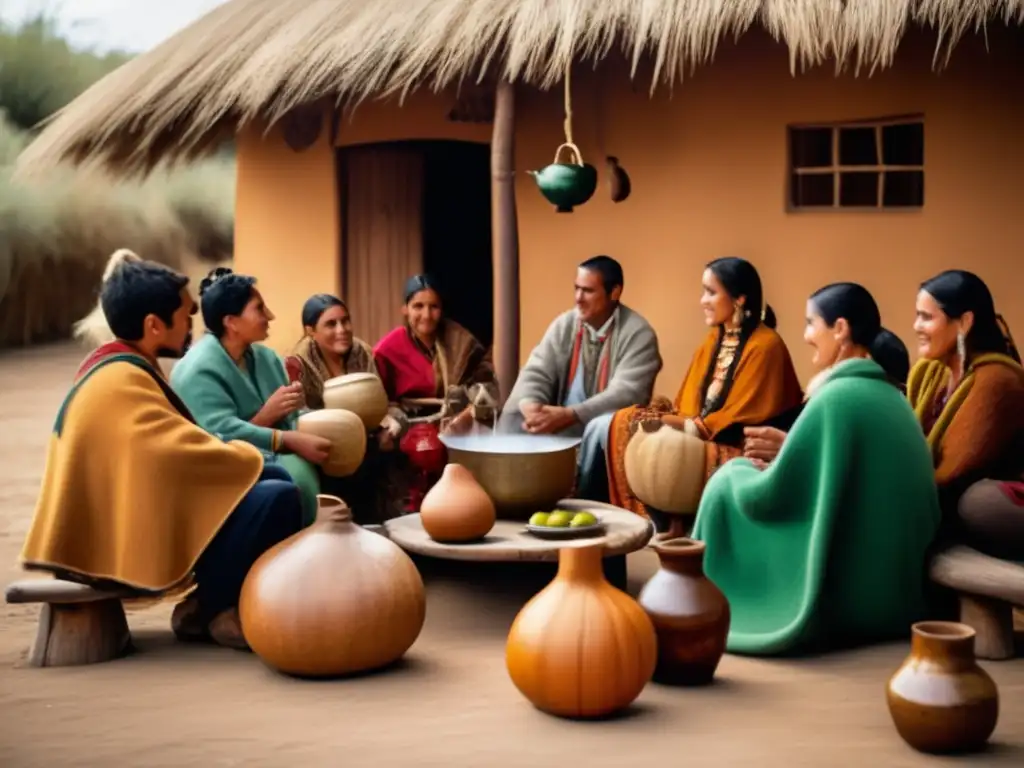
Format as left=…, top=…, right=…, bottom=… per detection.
left=170, top=334, right=319, bottom=524
left=691, top=358, right=941, bottom=655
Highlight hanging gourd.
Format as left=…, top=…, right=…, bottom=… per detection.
left=239, top=495, right=426, bottom=678
left=528, top=62, right=597, bottom=213
left=323, top=372, right=389, bottom=430
left=297, top=409, right=366, bottom=477
left=625, top=421, right=706, bottom=514
left=506, top=542, right=657, bottom=718
left=606, top=156, right=632, bottom=203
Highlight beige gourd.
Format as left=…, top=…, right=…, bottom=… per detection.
left=624, top=423, right=706, bottom=513
left=297, top=409, right=366, bottom=477
left=322, top=373, right=389, bottom=429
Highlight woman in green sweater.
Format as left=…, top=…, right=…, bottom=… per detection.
left=691, top=283, right=941, bottom=655
left=170, top=268, right=329, bottom=524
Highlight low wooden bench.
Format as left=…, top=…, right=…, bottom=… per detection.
left=929, top=545, right=1024, bottom=661
left=5, top=578, right=137, bottom=667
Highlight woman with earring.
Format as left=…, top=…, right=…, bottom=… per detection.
left=691, top=282, right=941, bottom=656
left=605, top=257, right=803, bottom=529
left=908, top=270, right=1024, bottom=559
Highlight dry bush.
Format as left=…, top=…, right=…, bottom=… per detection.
left=0, top=112, right=236, bottom=348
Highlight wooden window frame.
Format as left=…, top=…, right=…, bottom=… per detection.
left=786, top=114, right=925, bottom=213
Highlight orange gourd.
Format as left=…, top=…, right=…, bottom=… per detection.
left=505, top=542, right=657, bottom=718
left=419, top=463, right=496, bottom=542
left=239, top=495, right=426, bottom=678
left=297, top=409, right=366, bottom=477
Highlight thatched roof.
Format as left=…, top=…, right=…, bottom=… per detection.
left=15, top=0, right=1024, bottom=178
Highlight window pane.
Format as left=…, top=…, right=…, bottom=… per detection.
left=883, top=170, right=924, bottom=207
left=882, top=122, right=924, bottom=166
left=790, top=128, right=832, bottom=168
left=791, top=172, right=834, bottom=207
left=838, top=127, right=877, bottom=166
left=839, top=172, right=879, bottom=206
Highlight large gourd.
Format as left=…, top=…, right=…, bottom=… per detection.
left=239, top=495, right=426, bottom=677
left=297, top=409, right=366, bottom=477
left=323, top=372, right=389, bottom=430
left=624, top=421, right=705, bottom=513
left=506, top=541, right=656, bottom=718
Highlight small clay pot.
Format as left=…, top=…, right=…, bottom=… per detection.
left=886, top=621, right=999, bottom=754
left=419, top=463, right=496, bottom=543
left=637, top=537, right=729, bottom=685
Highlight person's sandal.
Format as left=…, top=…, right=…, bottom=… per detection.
left=208, top=608, right=250, bottom=651
left=171, top=596, right=210, bottom=643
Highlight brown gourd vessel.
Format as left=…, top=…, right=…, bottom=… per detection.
left=419, top=463, right=496, bottom=543
left=886, top=621, right=999, bottom=754
left=637, top=537, right=729, bottom=685
left=239, top=495, right=426, bottom=678
left=505, top=541, right=657, bottom=718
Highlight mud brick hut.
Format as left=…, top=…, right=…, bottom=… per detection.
left=16, top=1, right=1024, bottom=391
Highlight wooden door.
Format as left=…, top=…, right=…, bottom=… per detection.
left=340, top=144, right=425, bottom=347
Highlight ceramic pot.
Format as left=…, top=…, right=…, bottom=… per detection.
left=400, top=423, right=447, bottom=474
left=886, top=621, right=999, bottom=754
left=297, top=409, right=366, bottom=477
left=637, top=537, right=729, bottom=685
left=239, top=495, right=426, bottom=677
left=625, top=420, right=706, bottom=514
left=420, top=463, right=496, bottom=543
left=527, top=142, right=598, bottom=213
left=506, top=541, right=657, bottom=718
left=322, top=372, right=389, bottom=429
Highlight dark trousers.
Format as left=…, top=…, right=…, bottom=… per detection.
left=193, top=464, right=303, bottom=621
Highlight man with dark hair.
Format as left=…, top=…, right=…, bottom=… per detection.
left=19, top=251, right=307, bottom=650
left=500, top=255, right=661, bottom=499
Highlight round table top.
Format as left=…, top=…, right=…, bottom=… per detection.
left=383, top=499, right=654, bottom=563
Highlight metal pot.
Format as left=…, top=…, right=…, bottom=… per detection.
left=438, top=433, right=581, bottom=520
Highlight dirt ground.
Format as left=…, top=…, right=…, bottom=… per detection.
left=1, top=342, right=1022, bottom=767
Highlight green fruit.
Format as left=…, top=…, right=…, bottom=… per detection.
left=546, top=511, right=573, bottom=528
left=570, top=512, right=598, bottom=527
left=529, top=512, right=550, bottom=527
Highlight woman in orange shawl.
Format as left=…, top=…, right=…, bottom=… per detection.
left=907, top=270, right=1024, bottom=559
left=607, top=257, right=803, bottom=528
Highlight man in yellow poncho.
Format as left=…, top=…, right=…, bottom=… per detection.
left=19, top=254, right=315, bottom=649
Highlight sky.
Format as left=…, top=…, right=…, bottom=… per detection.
left=0, top=0, right=229, bottom=52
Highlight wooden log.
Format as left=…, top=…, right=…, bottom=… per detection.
left=28, top=599, right=132, bottom=667
left=928, top=545, right=1024, bottom=606
left=959, top=593, right=1015, bottom=661
left=490, top=77, right=520, bottom=404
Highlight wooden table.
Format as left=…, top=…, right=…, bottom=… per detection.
left=384, top=499, right=654, bottom=589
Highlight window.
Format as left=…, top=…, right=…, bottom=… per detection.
left=788, top=117, right=924, bottom=210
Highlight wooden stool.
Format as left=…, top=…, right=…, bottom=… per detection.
left=929, top=546, right=1024, bottom=661
left=6, top=579, right=137, bottom=667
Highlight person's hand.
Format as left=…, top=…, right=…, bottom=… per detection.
left=743, top=426, right=787, bottom=464
left=524, top=405, right=577, bottom=435
left=441, top=408, right=474, bottom=436
left=519, top=400, right=543, bottom=419
left=254, top=382, right=304, bottom=426
left=281, top=431, right=331, bottom=465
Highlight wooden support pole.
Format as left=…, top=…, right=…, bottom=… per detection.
left=491, top=78, right=520, bottom=404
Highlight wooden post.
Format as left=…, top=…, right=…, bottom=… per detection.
left=491, top=78, right=520, bottom=404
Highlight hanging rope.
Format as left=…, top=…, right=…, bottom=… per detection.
left=563, top=59, right=574, bottom=146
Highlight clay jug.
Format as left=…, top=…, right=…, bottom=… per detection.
left=886, top=621, right=999, bottom=754
left=420, top=463, right=496, bottom=543
left=506, top=541, right=657, bottom=718
left=637, top=537, right=729, bottom=685
left=625, top=421, right=706, bottom=514
left=323, top=373, right=389, bottom=429
left=239, top=495, right=426, bottom=678
left=297, top=408, right=366, bottom=477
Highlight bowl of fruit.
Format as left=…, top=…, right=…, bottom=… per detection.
left=525, top=509, right=604, bottom=539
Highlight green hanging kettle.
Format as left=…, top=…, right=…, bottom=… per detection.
left=528, top=143, right=598, bottom=213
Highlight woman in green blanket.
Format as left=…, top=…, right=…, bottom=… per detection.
left=691, top=283, right=941, bottom=656
left=170, top=268, right=330, bottom=524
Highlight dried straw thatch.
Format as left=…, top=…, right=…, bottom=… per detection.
left=15, top=0, right=1024, bottom=178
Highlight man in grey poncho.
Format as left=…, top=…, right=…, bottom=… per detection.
left=500, top=255, right=662, bottom=501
